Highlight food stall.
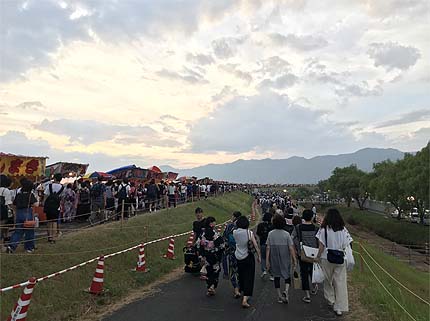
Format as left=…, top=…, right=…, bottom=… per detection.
left=0, top=152, right=48, bottom=188
left=106, top=165, right=149, bottom=184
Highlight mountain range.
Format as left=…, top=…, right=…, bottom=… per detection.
left=161, top=148, right=407, bottom=184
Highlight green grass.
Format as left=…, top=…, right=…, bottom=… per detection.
left=0, top=192, right=253, bottom=321
left=338, top=207, right=429, bottom=246
left=351, top=240, right=429, bottom=321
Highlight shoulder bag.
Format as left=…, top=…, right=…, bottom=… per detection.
left=325, top=228, right=344, bottom=264
left=23, top=192, right=36, bottom=228
left=247, top=230, right=256, bottom=255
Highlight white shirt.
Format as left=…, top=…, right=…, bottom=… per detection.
left=168, top=185, right=176, bottom=195
left=233, top=228, right=254, bottom=260
left=44, top=182, right=64, bottom=196
left=200, top=185, right=206, bottom=192
left=316, top=227, right=353, bottom=259
left=0, top=187, right=12, bottom=205
left=181, top=185, right=187, bottom=194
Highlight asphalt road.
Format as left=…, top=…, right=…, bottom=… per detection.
left=104, top=266, right=338, bottom=321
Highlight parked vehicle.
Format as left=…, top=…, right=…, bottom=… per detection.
left=410, top=207, right=420, bottom=224
left=423, top=210, right=430, bottom=226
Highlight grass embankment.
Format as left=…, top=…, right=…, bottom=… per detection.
left=351, top=240, right=429, bottom=321
left=335, top=206, right=428, bottom=246
left=0, top=192, right=253, bottom=321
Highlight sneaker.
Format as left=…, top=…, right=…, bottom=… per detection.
left=6, top=246, right=13, bottom=254
left=311, top=284, right=318, bottom=295
left=302, top=296, right=311, bottom=303
left=277, top=296, right=284, bottom=303
left=26, top=249, right=34, bottom=253
left=269, top=276, right=275, bottom=281
left=335, top=310, right=343, bottom=316
left=260, top=271, right=267, bottom=278
left=282, top=291, right=289, bottom=304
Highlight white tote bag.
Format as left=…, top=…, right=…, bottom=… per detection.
left=345, top=245, right=355, bottom=272
left=312, top=263, right=325, bottom=283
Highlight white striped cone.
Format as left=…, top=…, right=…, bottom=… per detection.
left=88, top=256, right=105, bottom=294
left=7, top=277, right=37, bottom=321
left=135, top=244, right=148, bottom=272
left=186, top=232, right=194, bottom=247
left=163, top=238, right=175, bottom=259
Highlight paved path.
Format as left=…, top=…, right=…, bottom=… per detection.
left=104, top=265, right=338, bottom=321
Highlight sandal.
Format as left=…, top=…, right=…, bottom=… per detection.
left=241, top=302, right=251, bottom=309
left=302, top=297, right=311, bottom=303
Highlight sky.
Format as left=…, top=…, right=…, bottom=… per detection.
left=0, top=0, right=429, bottom=171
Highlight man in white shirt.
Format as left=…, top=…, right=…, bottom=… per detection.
left=44, top=173, right=64, bottom=243
left=0, top=174, right=13, bottom=248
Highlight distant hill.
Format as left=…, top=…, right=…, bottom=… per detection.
left=161, top=148, right=406, bottom=184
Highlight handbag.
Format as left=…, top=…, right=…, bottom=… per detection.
left=325, top=228, right=344, bottom=265
left=293, top=270, right=301, bottom=289
left=247, top=230, right=256, bottom=255
left=297, top=225, right=317, bottom=263
left=23, top=192, right=36, bottom=228
left=312, top=263, right=325, bottom=283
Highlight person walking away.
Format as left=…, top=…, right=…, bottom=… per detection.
left=168, top=182, right=176, bottom=208
left=44, top=173, right=64, bottom=243
left=233, top=216, right=261, bottom=308
left=315, top=208, right=353, bottom=316
left=105, top=180, right=115, bottom=220
left=62, top=184, right=76, bottom=222
left=196, top=217, right=225, bottom=296
left=312, top=204, right=317, bottom=223
left=147, top=179, right=158, bottom=212
left=180, top=183, right=187, bottom=203
left=284, top=207, right=295, bottom=234
left=77, top=181, right=91, bottom=221
left=116, top=179, right=130, bottom=220
left=223, top=211, right=242, bottom=298
left=0, top=175, right=13, bottom=249
left=129, top=182, right=137, bottom=216
left=7, top=179, right=38, bottom=253
left=256, top=213, right=273, bottom=278
left=266, top=214, right=297, bottom=304
left=291, top=209, right=318, bottom=303
left=89, top=177, right=106, bottom=224
left=200, top=184, right=207, bottom=200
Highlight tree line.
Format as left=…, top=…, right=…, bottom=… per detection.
left=317, top=143, right=429, bottom=223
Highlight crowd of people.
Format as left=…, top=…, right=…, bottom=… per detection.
left=0, top=173, right=237, bottom=253
left=188, top=191, right=353, bottom=316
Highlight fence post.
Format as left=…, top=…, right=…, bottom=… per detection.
left=359, top=242, right=364, bottom=272
left=121, top=199, right=125, bottom=230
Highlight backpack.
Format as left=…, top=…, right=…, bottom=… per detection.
left=79, top=188, right=90, bottom=204
left=0, top=189, right=9, bottom=220
left=90, top=183, right=103, bottom=198
left=44, top=184, right=64, bottom=215
left=117, top=185, right=127, bottom=199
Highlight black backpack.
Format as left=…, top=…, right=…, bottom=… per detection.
left=90, top=183, right=103, bottom=198
left=0, top=189, right=9, bottom=220
left=44, top=184, right=64, bottom=215
left=116, top=185, right=127, bottom=199
left=79, top=188, right=90, bottom=204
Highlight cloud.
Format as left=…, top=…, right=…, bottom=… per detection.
left=212, top=86, right=238, bottom=102
left=34, top=118, right=179, bottom=147
left=2, top=0, right=238, bottom=82
left=0, top=131, right=180, bottom=172
left=187, top=91, right=381, bottom=154
left=211, top=36, right=246, bottom=59
left=268, top=33, right=328, bottom=51
left=259, top=74, right=298, bottom=89
left=156, top=68, right=208, bottom=84
left=15, top=101, right=47, bottom=111
left=375, top=109, right=430, bottom=128
left=256, top=56, right=298, bottom=89
left=335, top=82, right=383, bottom=98
left=368, top=42, right=421, bottom=71
left=218, top=64, right=253, bottom=84
left=186, top=53, right=215, bottom=65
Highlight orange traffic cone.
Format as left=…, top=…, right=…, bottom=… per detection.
left=186, top=232, right=195, bottom=247
left=87, top=256, right=105, bottom=294
left=163, top=238, right=175, bottom=259
left=134, top=244, right=149, bottom=272
left=7, top=277, right=37, bottom=321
